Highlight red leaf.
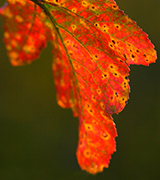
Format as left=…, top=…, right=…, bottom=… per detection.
left=0, top=0, right=157, bottom=174
left=0, top=0, right=53, bottom=66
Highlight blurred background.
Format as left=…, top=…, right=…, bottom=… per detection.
left=0, top=0, right=159, bottom=179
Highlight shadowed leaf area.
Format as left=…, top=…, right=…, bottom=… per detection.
left=0, top=0, right=156, bottom=174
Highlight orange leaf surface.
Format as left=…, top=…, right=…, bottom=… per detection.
left=0, top=0, right=54, bottom=66
left=0, top=0, right=157, bottom=174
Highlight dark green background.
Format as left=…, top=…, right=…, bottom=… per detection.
left=0, top=0, right=159, bottom=179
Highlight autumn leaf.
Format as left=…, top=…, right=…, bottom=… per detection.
left=0, top=0, right=54, bottom=66
left=0, top=0, right=157, bottom=174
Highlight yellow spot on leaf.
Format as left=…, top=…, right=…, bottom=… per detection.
left=94, top=23, right=100, bottom=28
left=15, top=33, right=21, bottom=40
left=109, top=64, right=117, bottom=71
left=40, top=12, right=46, bottom=18
left=4, top=32, right=10, bottom=39
left=114, top=23, right=121, bottom=30
left=57, top=96, right=67, bottom=108
left=91, top=95, right=96, bottom=102
left=101, top=24, right=109, bottom=33
left=100, top=102, right=105, bottom=110
left=11, top=40, right=18, bottom=47
left=112, top=4, right=118, bottom=10
left=89, top=4, right=98, bottom=11
left=85, top=103, right=94, bottom=115
left=92, top=119, right=98, bottom=125
left=109, top=42, right=115, bottom=50
left=85, top=124, right=93, bottom=131
left=6, top=45, right=12, bottom=51
left=100, top=111, right=108, bottom=119
left=93, top=54, right=99, bottom=60
left=64, top=39, right=71, bottom=45
left=84, top=149, right=91, bottom=158
left=3, top=7, right=13, bottom=18
left=8, top=0, right=16, bottom=4
left=57, top=99, right=66, bottom=108
left=8, top=51, right=18, bottom=60
left=8, top=0, right=25, bottom=5
left=82, top=1, right=89, bottom=7
left=80, top=19, right=89, bottom=29
left=73, top=63, right=81, bottom=70
left=102, top=73, right=108, bottom=80
left=113, top=72, right=119, bottom=77
left=71, top=8, right=77, bottom=13
left=15, top=15, right=23, bottom=22
left=71, top=24, right=77, bottom=31
left=68, top=50, right=73, bottom=56
left=23, top=45, right=35, bottom=53
left=97, top=88, right=102, bottom=95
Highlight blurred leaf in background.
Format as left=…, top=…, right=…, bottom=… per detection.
left=0, top=0, right=160, bottom=179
